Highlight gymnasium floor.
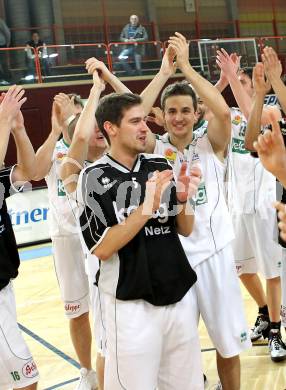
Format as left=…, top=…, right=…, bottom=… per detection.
left=15, top=243, right=286, bottom=390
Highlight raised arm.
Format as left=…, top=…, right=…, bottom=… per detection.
left=61, top=69, right=105, bottom=194
left=33, top=102, right=63, bottom=180
left=0, top=86, right=26, bottom=166
left=244, top=63, right=271, bottom=151
left=169, top=32, right=230, bottom=156
left=10, top=98, right=36, bottom=183
left=85, top=57, right=131, bottom=94
left=214, top=52, right=240, bottom=93
left=262, top=46, right=286, bottom=114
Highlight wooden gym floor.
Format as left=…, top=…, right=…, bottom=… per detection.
left=13, top=243, right=286, bottom=390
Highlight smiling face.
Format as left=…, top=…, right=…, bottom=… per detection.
left=163, top=95, right=196, bottom=139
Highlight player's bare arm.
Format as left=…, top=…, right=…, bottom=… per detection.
left=33, top=101, right=64, bottom=180
left=61, top=69, right=105, bottom=194
left=169, top=32, right=231, bottom=158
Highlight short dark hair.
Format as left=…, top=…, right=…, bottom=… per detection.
left=68, top=93, right=84, bottom=108
left=95, top=92, right=142, bottom=145
left=161, top=81, right=197, bottom=112
left=239, top=67, right=253, bottom=81
left=67, top=113, right=80, bottom=141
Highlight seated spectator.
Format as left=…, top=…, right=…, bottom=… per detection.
left=25, top=31, right=51, bottom=79
left=118, top=15, right=148, bottom=76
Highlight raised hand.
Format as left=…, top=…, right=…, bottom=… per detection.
left=146, top=107, right=164, bottom=127
left=0, top=85, right=26, bottom=126
left=253, top=112, right=286, bottom=180
left=160, top=46, right=177, bottom=77
left=53, top=93, right=75, bottom=125
left=168, top=32, right=190, bottom=71
left=143, top=170, right=173, bottom=215
left=216, top=48, right=238, bottom=80
left=252, top=62, right=271, bottom=95
left=51, top=101, right=63, bottom=138
left=262, top=46, right=282, bottom=83
left=176, top=162, right=201, bottom=204
left=85, top=57, right=111, bottom=83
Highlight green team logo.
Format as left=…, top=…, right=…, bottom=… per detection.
left=57, top=179, right=66, bottom=196
left=194, top=182, right=208, bottom=206
left=11, top=371, right=21, bottom=381
left=240, top=331, right=248, bottom=343
left=232, top=138, right=249, bottom=154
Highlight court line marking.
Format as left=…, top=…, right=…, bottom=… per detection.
left=19, top=245, right=52, bottom=261
left=44, top=377, right=79, bottom=390
left=18, top=322, right=80, bottom=370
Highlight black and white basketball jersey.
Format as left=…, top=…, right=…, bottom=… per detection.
left=77, top=153, right=197, bottom=306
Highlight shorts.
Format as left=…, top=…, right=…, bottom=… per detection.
left=194, top=244, right=252, bottom=358
left=104, top=288, right=203, bottom=390
left=52, top=234, right=89, bottom=318
left=232, top=212, right=282, bottom=279
left=281, top=249, right=286, bottom=327
left=0, top=283, right=39, bottom=389
left=86, top=253, right=106, bottom=357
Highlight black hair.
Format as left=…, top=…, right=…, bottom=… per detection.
left=95, top=92, right=142, bottom=145
left=239, top=67, right=253, bottom=81
left=160, top=81, right=197, bottom=112
left=68, top=93, right=84, bottom=108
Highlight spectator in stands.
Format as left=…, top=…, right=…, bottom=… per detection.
left=118, top=14, right=148, bottom=76
left=25, top=31, right=50, bottom=80
left=0, top=18, right=11, bottom=85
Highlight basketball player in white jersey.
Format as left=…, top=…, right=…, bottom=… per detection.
left=33, top=94, right=98, bottom=389
left=247, top=47, right=286, bottom=345
left=142, top=32, right=251, bottom=390
left=0, top=85, right=40, bottom=390
left=216, top=48, right=285, bottom=361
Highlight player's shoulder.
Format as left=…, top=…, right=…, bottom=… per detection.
left=139, top=153, right=172, bottom=170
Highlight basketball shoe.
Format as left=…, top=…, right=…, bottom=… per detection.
left=75, top=368, right=98, bottom=390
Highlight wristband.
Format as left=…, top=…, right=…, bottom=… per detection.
left=65, top=114, right=76, bottom=127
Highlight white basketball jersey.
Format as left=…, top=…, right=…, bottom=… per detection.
left=155, top=132, right=234, bottom=267
left=45, top=138, right=78, bottom=236
left=228, top=108, right=276, bottom=217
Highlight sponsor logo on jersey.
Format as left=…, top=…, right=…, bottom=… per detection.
left=57, top=179, right=66, bottom=196
left=164, top=148, right=177, bottom=164
left=194, top=182, right=208, bottom=206
left=56, top=152, right=66, bottom=160
left=145, top=225, right=171, bottom=236
left=232, top=115, right=242, bottom=126
left=65, top=302, right=81, bottom=314
left=232, top=138, right=249, bottom=154
left=101, top=176, right=113, bottom=189
left=22, top=360, right=38, bottom=378
left=113, top=202, right=169, bottom=224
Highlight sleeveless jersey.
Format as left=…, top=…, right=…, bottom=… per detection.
left=228, top=107, right=276, bottom=217
left=155, top=132, right=234, bottom=267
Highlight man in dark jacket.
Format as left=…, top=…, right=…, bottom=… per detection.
left=118, top=15, right=148, bottom=76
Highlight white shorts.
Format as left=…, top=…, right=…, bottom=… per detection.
left=0, top=283, right=39, bottom=389
left=194, top=244, right=252, bottom=358
left=104, top=289, right=203, bottom=390
left=52, top=234, right=89, bottom=318
left=281, top=249, right=286, bottom=327
left=232, top=212, right=282, bottom=279
left=86, top=253, right=106, bottom=357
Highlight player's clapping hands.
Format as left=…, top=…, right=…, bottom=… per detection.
left=176, top=162, right=201, bottom=204
left=168, top=32, right=190, bottom=71
left=253, top=112, right=286, bottom=181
